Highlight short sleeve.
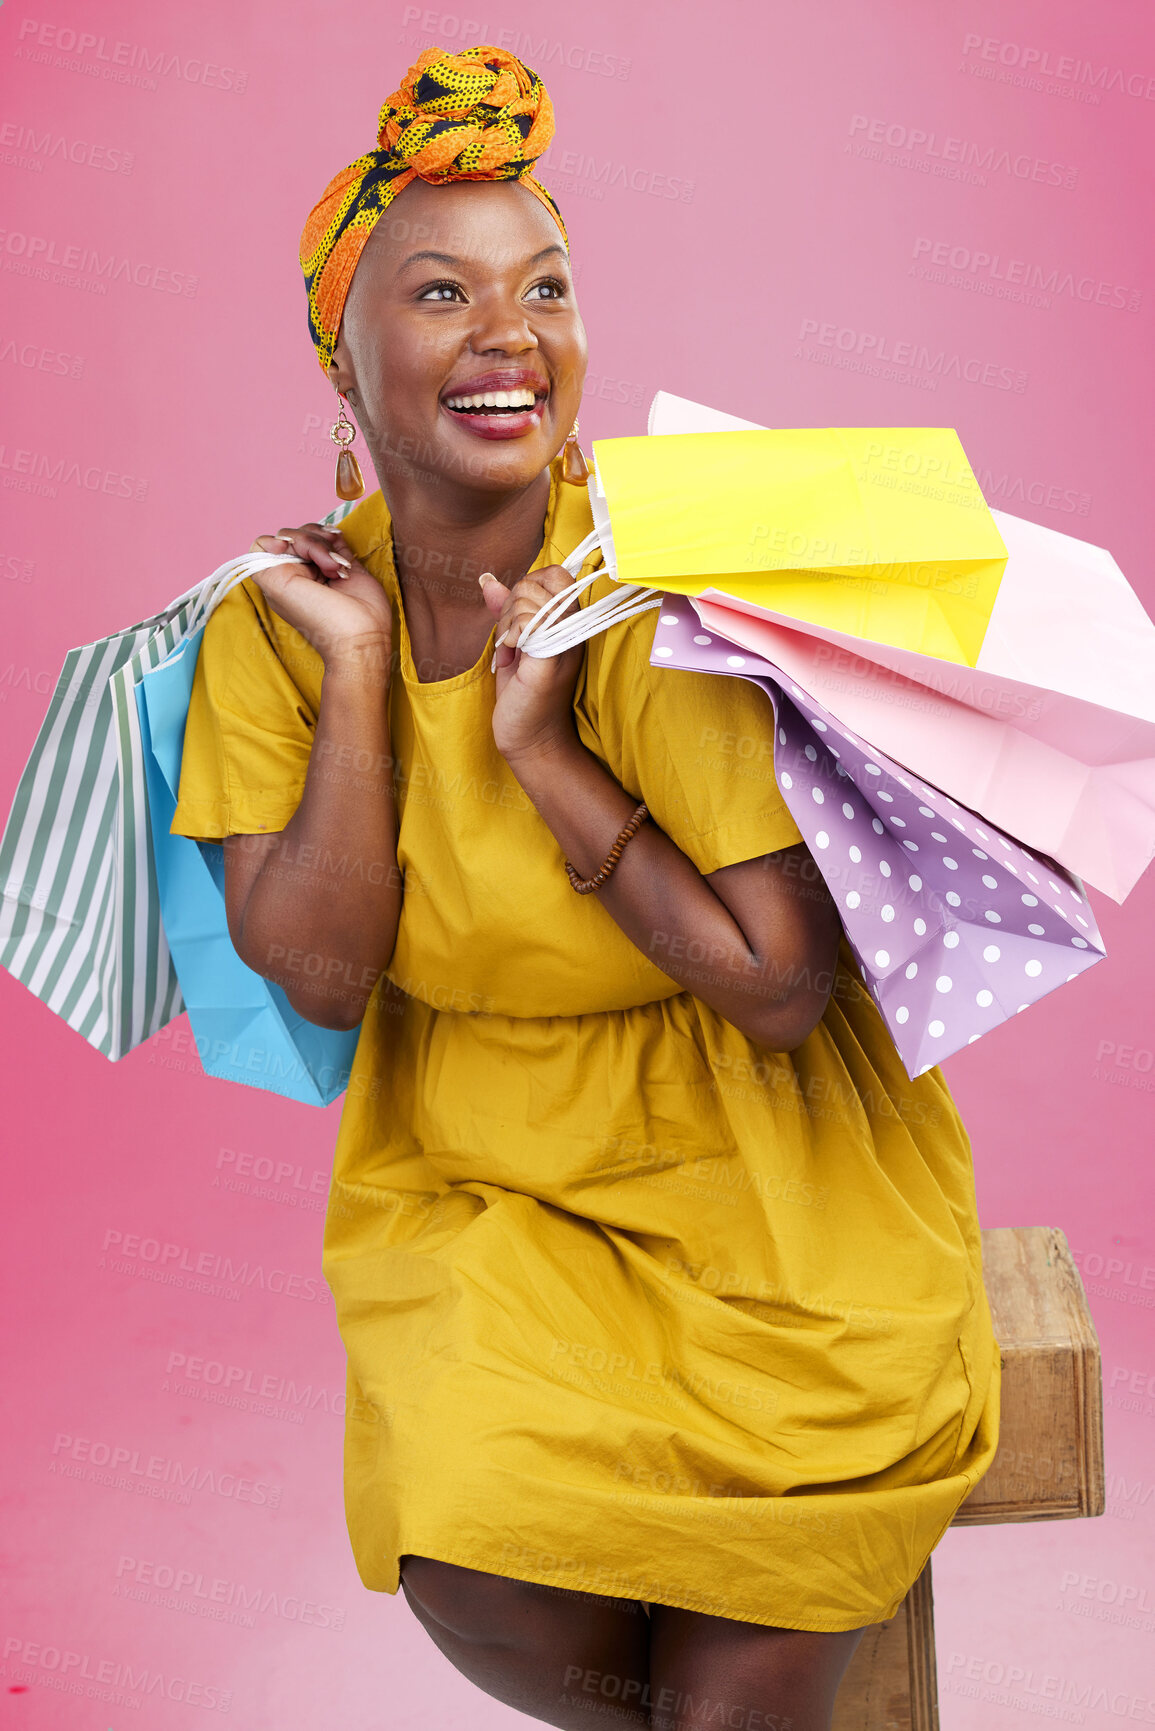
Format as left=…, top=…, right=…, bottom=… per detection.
left=574, top=583, right=803, bottom=875
left=169, top=576, right=325, bottom=843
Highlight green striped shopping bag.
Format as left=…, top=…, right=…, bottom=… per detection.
left=0, top=503, right=354, bottom=1060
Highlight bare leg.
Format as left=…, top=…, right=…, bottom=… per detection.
left=647, top=1602, right=868, bottom=1731
left=399, top=1554, right=651, bottom=1730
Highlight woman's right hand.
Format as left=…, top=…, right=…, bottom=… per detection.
left=249, top=523, right=394, bottom=674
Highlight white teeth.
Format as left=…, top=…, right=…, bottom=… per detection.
left=445, top=387, right=540, bottom=411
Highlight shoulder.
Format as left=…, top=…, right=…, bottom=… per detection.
left=541, top=463, right=596, bottom=567
left=579, top=570, right=659, bottom=678
left=327, top=489, right=391, bottom=569
left=578, top=578, right=780, bottom=758
left=573, top=583, right=800, bottom=871
left=201, top=543, right=333, bottom=710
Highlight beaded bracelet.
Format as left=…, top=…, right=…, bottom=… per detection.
left=564, top=802, right=649, bottom=894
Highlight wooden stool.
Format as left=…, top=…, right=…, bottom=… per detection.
left=832, top=1226, right=1104, bottom=1730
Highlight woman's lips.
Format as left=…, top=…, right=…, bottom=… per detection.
left=440, top=400, right=547, bottom=441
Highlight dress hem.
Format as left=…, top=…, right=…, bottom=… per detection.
left=364, top=1539, right=918, bottom=1634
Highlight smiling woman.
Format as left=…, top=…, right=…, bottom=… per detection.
left=167, top=42, right=1000, bottom=1731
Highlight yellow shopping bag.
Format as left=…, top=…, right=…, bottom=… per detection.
left=591, top=427, right=1008, bottom=666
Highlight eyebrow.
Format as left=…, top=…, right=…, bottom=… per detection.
left=400, top=244, right=568, bottom=270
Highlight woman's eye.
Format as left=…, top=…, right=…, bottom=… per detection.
left=417, top=277, right=565, bottom=303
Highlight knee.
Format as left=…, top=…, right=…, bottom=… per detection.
left=399, top=1554, right=543, bottom=1646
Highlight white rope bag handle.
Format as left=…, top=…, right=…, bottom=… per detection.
left=180, top=551, right=306, bottom=638
left=516, top=528, right=664, bottom=658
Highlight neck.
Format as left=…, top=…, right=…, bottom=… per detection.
left=375, top=459, right=553, bottom=613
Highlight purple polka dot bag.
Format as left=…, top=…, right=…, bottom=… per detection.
left=650, top=599, right=1105, bottom=1079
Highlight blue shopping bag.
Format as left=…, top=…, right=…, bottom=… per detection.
left=133, top=623, right=360, bottom=1107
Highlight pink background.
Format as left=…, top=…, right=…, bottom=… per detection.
left=2, top=1, right=1153, bottom=1725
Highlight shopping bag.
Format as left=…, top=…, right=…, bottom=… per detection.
left=0, top=587, right=203, bottom=1058
left=646, top=392, right=1155, bottom=903
left=132, top=631, right=359, bottom=1107
left=650, top=598, right=1106, bottom=1076
left=590, top=424, right=1008, bottom=666
left=0, top=502, right=356, bottom=1081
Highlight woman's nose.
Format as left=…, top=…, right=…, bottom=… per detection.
left=469, top=299, right=539, bottom=355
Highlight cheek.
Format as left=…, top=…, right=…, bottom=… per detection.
left=547, top=325, right=588, bottom=404
left=355, top=328, right=449, bottom=430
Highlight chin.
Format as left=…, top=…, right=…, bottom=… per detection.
left=441, top=431, right=559, bottom=492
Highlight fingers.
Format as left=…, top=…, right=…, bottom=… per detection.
left=254, top=524, right=356, bottom=581
left=492, top=599, right=536, bottom=655
left=531, top=563, right=580, bottom=591
left=491, top=574, right=579, bottom=653
left=275, top=525, right=353, bottom=577
left=476, top=571, right=508, bottom=624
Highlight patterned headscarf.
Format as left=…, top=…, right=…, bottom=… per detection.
left=299, top=44, right=568, bottom=376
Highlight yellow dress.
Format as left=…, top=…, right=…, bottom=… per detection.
left=171, top=457, right=1000, bottom=1633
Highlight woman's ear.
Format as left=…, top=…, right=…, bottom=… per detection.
left=328, top=352, right=356, bottom=402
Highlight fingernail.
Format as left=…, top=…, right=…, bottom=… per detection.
left=489, top=651, right=497, bottom=672
left=332, top=553, right=351, bottom=569
left=478, top=571, right=494, bottom=587
left=494, top=629, right=508, bottom=649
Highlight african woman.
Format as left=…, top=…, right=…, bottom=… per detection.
left=171, top=45, right=1000, bottom=1731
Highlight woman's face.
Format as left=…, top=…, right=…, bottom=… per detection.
left=329, top=179, right=587, bottom=497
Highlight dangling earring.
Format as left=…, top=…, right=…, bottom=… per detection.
left=562, top=418, right=589, bottom=486
left=330, top=387, right=365, bottom=501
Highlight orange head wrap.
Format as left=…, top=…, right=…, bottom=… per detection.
left=299, top=44, right=568, bottom=377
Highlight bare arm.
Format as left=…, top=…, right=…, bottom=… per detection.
left=477, top=565, right=841, bottom=1051
left=507, top=734, right=840, bottom=1050
left=221, top=523, right=399, bottom=1032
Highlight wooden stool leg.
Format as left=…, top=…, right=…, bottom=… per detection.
left=831, top=1560, right=939, bottom=1731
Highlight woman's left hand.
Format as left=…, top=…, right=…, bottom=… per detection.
left=479, top=565, right=585, bottom=767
